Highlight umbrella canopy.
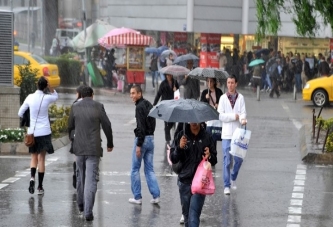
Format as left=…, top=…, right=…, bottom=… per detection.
left=173, top=53, right=199, bottom=65
left=160, top=49, right=177, bottom=61
left=159, top=65, right=190, bottom=77
left=72, top=20, right=117, bottom=52
left=248, top=59, right=265, bottom=67
left=145, top=45, right=169, bottom=56
left=255, top=48, right=270, bottom=57
left=98, top=27, right=155, bottom=49
left=188, top=67, right=229, bottom=81
left=148, top=99, right=219, bottom=123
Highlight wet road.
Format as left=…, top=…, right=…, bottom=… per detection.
left=1, top=82, right=333, bottom=227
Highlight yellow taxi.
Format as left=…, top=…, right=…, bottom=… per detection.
left=14, top=51, right=61, bottom=87
left=302, top=76, right=332, bottom=107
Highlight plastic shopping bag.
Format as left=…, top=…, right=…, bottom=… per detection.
left=230, top=126, right=251, bottom=159
left=191, top=159, right=215, bottom=195
left=174, top=89, right=180, bottom=100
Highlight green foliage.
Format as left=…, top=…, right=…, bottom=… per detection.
left=316, top=117, right=333, bottom=153
left=44, top=56, right=81, bottom=86
left=18, top=63, right=38, bottom=105
left=49, top=104, right=71, bottom=138
left=0, top=128, right=25, bottom=142
left=255, top=0, right=333, bottom=41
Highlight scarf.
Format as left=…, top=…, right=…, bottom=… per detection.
left=227, top=91, right=238, bottom=109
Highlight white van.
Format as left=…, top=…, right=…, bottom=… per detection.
left=55, top=28, right=80, bottom=53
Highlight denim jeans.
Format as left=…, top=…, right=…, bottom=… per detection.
left=131, top=136, right=160, bottom=200
left=151, top=71, right=158, bottom=88
left=178, top=180, right=206, bottom=227
left=295, top=73, right=301, bottom=91
left=76, top=155, right=100, bottom=217
left=222, top=139, right=243, bottom=188
left=266, top=74, right=272, bottom=88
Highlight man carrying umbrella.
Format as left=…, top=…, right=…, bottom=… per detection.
left=129, top=85, right=160, bottom=205
left=218, top=74, right=247, bottom=195
left=153, top=74, right=180, bottom=145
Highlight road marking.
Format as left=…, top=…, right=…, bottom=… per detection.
left=287, top=164, right=307, bottom=226
left=2, top=178, right=20, bottom=183
left=0, top=157, right=59, bottom=191
left=0, top=184, right=8, bottom=189
left=124, top=118, right=136, bottom=126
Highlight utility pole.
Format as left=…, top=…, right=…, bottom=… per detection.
left=27, top=0, right=31, bottom=52
left=81, top=0, right=90, bottom=85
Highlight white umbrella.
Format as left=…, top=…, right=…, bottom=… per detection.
left=159, top=65, right=190, bottom=77
left=72, top=20, right=117, bottom=52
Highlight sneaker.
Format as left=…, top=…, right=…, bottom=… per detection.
left=260, top=89, right=265, bottom=92
left=85, top=215, right=94, bottom=221
left=129, top=198, right=142, bottom=205
left=231, top=180, right=237, bottom=190
left=37, top=186, right=44, bottom=195
left=224, top=187, right=230, bottom=195
left=150, top=197, right=160, bottom=204
left=28, top=179, right=35, bottom=194
left=180, top=214, right=184, bottom=224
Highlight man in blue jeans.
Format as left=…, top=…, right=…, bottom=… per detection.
left=129, top=85, right=160, bottom=205
left=217, top=75, right=247, bottom=195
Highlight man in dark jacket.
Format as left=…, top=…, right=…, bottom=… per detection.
left=170, top=123, right=217, bottom=227
left=181, top=60, right=200, bottom=99
left=301, top=54, right=310, bottom=88
left=153, top=74, right=179, bottom=144
left=128, top=85, right=160, bottom=205
left=294, top=54, right=303, bottom=92
left=68, top=86, right=114, bottom=221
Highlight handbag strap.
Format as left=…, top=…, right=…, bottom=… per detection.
left=32, top=94, right=45, bottom=134
left=208, top=90, right=216, bottom=106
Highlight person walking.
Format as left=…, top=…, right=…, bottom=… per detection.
left=69, top=85, right=86, bottom=189
left=181, top=60, right=200, bottom=100
left=217, top=74, right=247, bottom=195
left=301, top=54, right=310, bottom=88
left=150, top=53, right=159, bottom=90
left=18, top=77, right=58, bottom=195
left=294, top=53, right=302, bottom=92
left=67, top=86, right=114, bottom=221
left=128, top=85, right=160, bottom=205
left=170, top=123, right=217, bottom=227
left=153, top=73, right=180, bottom=145
left=200, top=77, right=223, bottom=148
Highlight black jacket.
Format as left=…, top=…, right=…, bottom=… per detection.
left=134, top=97, right=156, bottom=147
left=153, top=78, right=179, bottom=105
left=170, top=124, right=217, bottom=184
left=200, top=88, right=223, bottom=106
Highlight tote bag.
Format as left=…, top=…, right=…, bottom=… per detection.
left=230, top=126, right=251, bottom=159
left=191, top=159, right=215, bottom=195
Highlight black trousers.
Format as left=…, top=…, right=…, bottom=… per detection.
left=269, top=77, right=280, bottom=97
left=164, top=122, right=175, bottom=142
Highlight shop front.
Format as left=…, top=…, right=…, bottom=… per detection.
left=279, top=37, right=330, bottom=57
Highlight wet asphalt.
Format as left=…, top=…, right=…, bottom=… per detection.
left=1, top=78, right=333, bottom=227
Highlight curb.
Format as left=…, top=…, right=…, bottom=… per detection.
left=0, top=135, right=70, bottom=155
left=299, top=124, right=333, bottom=164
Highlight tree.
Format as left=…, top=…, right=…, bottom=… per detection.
left=256, top=0, right=333, bottom=41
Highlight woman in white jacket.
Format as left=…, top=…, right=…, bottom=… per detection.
left=18, top=77, right=58, bottom=195
left=217, top=74, right=247, bottom=195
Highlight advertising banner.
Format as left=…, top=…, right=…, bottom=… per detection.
left=174, top=32, right=188, bottom=55
left=200, top=33, right=221, bottom=68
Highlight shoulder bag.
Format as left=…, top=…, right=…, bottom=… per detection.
left=24, top=95, right=45, bottom=147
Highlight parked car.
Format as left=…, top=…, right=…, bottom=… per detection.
left=302, top=76, right=332, bottom=107
left=14, top=51, right=61, bottom=87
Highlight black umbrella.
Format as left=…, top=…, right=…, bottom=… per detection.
left=255, top=48, right=270, bottom=57
left=188, top=67, right=229, bottom=81
left=148, top=98, right=219, bottom=124
left=173, top=53, right=199, bottom=67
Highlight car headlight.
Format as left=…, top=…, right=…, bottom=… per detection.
left=304, top=83, right=310, bottom=89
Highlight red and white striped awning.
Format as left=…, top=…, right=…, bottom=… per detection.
left=107, top=33, right=154, bottom=46
left=98, top=27, right=155, bottom=49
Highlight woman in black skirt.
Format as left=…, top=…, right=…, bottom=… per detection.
left=18, top=77, right=58, bottom=195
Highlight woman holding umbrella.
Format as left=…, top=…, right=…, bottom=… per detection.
left=153, top=73, right=180, bottom=145
left=200, top=78, right=223, bottom=148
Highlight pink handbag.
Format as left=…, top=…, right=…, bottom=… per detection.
left=191, top=159, right=215, bottom=195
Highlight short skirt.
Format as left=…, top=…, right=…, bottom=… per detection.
left=29, top=134, right=54, bottom=154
